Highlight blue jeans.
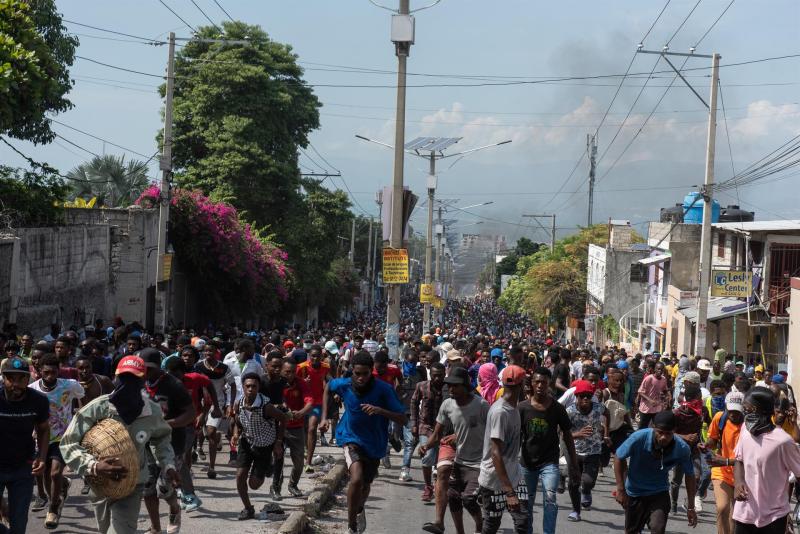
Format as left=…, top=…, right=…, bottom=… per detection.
left=520, top=463, right=560, bottom=534
left=0, top=465, right=34, bottom=534
left=698, top=451, right=712, bottom=498
left=398, top=418, right=414, bottom=468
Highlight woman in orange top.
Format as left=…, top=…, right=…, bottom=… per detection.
left=704, top=391, right=744, bottom=534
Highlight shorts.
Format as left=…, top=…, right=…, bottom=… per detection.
left=417, top=434, right=438, bottom=468
left=343, top=443, right=380, bottom=485
left=237, top=437, right=274, bottom=480
left=625, top=491, right=671, bottom=533
left=47, top=442, right=65, bottom=465
left=206, top=411, right=228, bottom=432
left=143, top=449, right=174, bottom=499
left=448, top=463, right=480, bottom=499
left=307, top=405, right=323, bottom=421
left=436, top=435, right=457, bottom=469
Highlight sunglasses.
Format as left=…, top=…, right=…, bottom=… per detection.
left=576, top=393, right=594, bottom=399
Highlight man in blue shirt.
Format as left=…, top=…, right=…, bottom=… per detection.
left=320, top=351, right=406, bottom=534
left=613, top=410, right=698, bottom=534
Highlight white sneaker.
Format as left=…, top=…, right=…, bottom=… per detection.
left=398, top=467, right=412, bottom=482
left=694, top=495, right=703, bottom=513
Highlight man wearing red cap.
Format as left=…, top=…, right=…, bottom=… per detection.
left=61, top=355, right=178, bottom=534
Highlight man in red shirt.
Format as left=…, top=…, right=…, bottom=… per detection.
left=280, top=359, right=314, bottom=496
left=373, top=351, right=401, bottom=387
left=296, top=345, right=331, bottom=473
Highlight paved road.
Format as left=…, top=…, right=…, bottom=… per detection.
left=315, top=449, right=721, bottom=534
left=25, top=442, right=343, bottom=534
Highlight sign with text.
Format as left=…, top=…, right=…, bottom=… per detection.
left=711, top=270, right=752, bottom=298
left=382, top=248, right=409, bottom=284
left=420, top=283, right=434, bottom=303
left=160, top=253, right=173, bottom=282
left=432, top=296, right=444, bottom=309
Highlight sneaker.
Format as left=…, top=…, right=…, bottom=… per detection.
left=304, top=464, right=315, bottom=474
left=176, top=489, right=186, bottom=510
left=31, top=495, right=48, bottom=512
left=183, top=493, right=202, bottom=512
left=237, top=506, right=255, bottom=521
left=81, top=480, right=91, bottom=495
left=320, top=435, right=329, bottom=447
left=581, top=493, right=592, bottom=510
left=388, top=434, right=402, bottom=452
left=671, top=501, right=678, bottom=514
left=421, top=484, right=434, bottom=502
left=207, top=468, right=217, bottom=479
left=270, top=484, right=282, bottom=501
left=311, top=454, right=324, bottom=466
left=44, top=511, right=60, bottom=530
left=694, top=495, right=704, bottom=513
left=567, top=511, right=581, bottom=522
left=398, top=467, right=412, bottom=482
left=197, top=447, right=206, bottom=461
left=356, top=509, right=367, bottom=533
left=287, top=484, right=303, bottom=498
left=382, top=455, right=392, bottom=469
left=167, top=509, right=181, bottom=533
left=191, top=450, right=198, bottom=463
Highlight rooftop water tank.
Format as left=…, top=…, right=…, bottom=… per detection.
left=719, top=205, right=755, bottom=223
left=683, top=191, right=720, bottom=224
left=660, top=203, right=684, bottom=223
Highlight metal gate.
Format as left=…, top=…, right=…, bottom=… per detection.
left=768, top=243, right=800, bottom=316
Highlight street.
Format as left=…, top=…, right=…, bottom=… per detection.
left=314, top=448, right=719, bottom=534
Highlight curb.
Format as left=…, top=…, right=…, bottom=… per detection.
left=278, top=460, right=348, bottom=534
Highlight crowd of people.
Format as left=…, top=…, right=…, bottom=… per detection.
left=1, top=295, right=799, bottom=534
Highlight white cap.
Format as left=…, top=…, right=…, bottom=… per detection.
left=726, top=391, right=744, bottom=412
left=697, top=359, right=712, bottom=371
left=324, top=340, right=339, bottom=355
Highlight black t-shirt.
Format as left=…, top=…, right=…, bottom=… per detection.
left=553, top=363, right=571, bottom=391
left=146, top=373, right=193, bottom=454
left=518, top=398, right=571, bottom=469
left=0, top=387, right=50, bottom=469
left=193, top=360, right=230, bottom=381
left=260, top=376, right=287, bottom=405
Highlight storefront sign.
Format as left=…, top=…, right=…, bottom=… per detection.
left=420, top=283, right=434, bottom=303
left=382, top=248, right=409, bottom=284
left=711, top=270, right=752, bottom=297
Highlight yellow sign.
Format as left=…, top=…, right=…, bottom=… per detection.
left=160, top=253, right=174, bottom=282
left=382, top=248, right=409, bottom=284
left=420, top=283, right=434, bottom=303
left=711, top=270, right=752, bottom=297
left=432, top=296, right=444, bottom=309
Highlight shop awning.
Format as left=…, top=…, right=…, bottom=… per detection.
left=638, top=253, right=671, bottom=266
left=678, top=297, right=760, bottom=323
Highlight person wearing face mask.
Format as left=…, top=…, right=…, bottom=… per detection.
left=733, top=387, right=800, bottom=533
left=614, top=410, right=698, bottom=533
left=61, top=355, right=178, bottom=534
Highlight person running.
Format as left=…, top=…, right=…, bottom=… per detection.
left=397, top=346, right=425, bottom=482
left=61, top=355, right=179, bottom=534
left=478, top=364, right=528, bottom=534
left=319, top=351, right=406, bottom=534
left=614, top=410, right=698, bottom=534
left=193, top=342, right=235, bottom=480
left=637, top=362, right=670, bottom=429
left=565, top=379, right=609, bottom=522
left=519, top=367, right=579, bottom=534
left=279, top=358, right=314, bottom=497
left=421, top=366, right=488, bottom=534
left=296, top=344, right=331, bottom=474
left=0, top=356, right=49, bottom=534
left=703, top=391, right=744, bottom=534
left=230, top=372, right=286, bottom=520
left=259, top=351, right=288, bottom=499
left=670, top=383, right=705, bottom=514
left=410, top=361, right=446, bottom=502
left=29, top=353, right=85, bottom=529
left=733, top=387, right=800, bottom=533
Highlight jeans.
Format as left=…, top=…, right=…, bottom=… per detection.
left=397, top=418, right=414, bottom=468
left=568, top=454, right=601, bottom=513
left=520, top=463, right=560, bottom=534
left=698, top=452, right=712, bottom=498
left=479, top=485, right=529, bottom=534
left=0, top=465, right=34, bottom=534
left=670, top=454, right=701, bottom=507
left=273, top=427, right=305, bottom=490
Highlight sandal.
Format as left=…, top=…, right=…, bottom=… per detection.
left=238, top=506, right=255, bottom=520
left=207, top=468, right=217, bottom=479
left=422, top=522, right=445, bottom=534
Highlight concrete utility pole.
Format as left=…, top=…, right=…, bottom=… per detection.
left=350, top=217, right=356, bottom=263
left=587, top=134, right=597, bottom=227
left=424, top=154, right=435, bottom=332
left=155, top=32, right=176, bottom=334
left=366, top=216, right=373, bottom=296
left=383, top=0, right=412, bottom=359
left=522, top=214, right=556, bottom=252
left=695, top=53, right=721, bottom=359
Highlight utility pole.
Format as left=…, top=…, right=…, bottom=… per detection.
left=587, top=133, right=597, bottom=227
left=434, top=206, right=443, bottom=325
left=366, top=216, right=373, bottom=306
left=155, top=32, right=176, bottom=334
left=695, top=53, right=721, bottom=359
left=423, top=153, right=435, bottom=332
left=522, top=214, right=556, bottom=252
left=385, top=0, right=412, bottom=359
left=350, top=217, right=356, bottom=263
left=635, top=47, right=719, bottom=358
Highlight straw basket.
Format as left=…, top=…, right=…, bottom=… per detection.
left=80, top=418, right=139, bottom=500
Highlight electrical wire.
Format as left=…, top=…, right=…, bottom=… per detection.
left=53, top=133, right=102, bottom=158
left=665, top=0, right=702, bottom=46
left=50, top=120, right=152, bottom=158
left=188, top=0, right=224, bottom=34
left=212, top=0, right=235, bottom=22
left=694, top=0, right=735, bottom=47
left=63, top=19, right=167, bottom=43
left=157, top=0, right=197, bottom=33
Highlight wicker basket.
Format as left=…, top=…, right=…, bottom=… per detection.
left=80, top=418, right=140, bottom=500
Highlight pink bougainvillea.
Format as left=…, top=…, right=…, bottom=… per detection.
left=136, top=186, right=290, bottom=311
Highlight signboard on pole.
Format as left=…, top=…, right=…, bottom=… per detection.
left=711, top=270, right=752, bottom=297
left=420, top=283, right=434, bottom=303
left=432, top=296, right=444, bottom=309
left=382, top=248, right=409, bottom=284
left=160, top=253, right=173, bottom=282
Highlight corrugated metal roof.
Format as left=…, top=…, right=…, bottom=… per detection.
left=677, top=297, right=759, bottom=323
left=713, top=220, right=800, bottom=232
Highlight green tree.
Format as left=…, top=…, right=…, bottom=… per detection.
left=0, top=0, right=77, bottom=143
left=494, top=237, right=542, bottom=292
left=66, top=154, right=151, bottom=207
left=0, top=165, right=67, bottom=227
left=166, top=21, right=320, bottom=235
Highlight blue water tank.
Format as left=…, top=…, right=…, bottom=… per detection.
left=683, top=192, right=720, bottom=224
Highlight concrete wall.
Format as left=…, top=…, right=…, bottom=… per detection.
left=602, top=248, right=649, bottom=319
left=788, top=278, right=800, bottom=393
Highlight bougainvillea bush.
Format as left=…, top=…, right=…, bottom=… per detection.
left=137, top=185, right=289, bottom=314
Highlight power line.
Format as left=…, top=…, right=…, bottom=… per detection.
left=50, top=120, right=152, bottom=158
left=53, top=133, right=102, bottom=158
left=694, top=0, right=735, bottom=47
left=75, top=55, right=166, bottom=79
left=156, top=0, right=197, bottom=33
left=63, top=19, right=167, bottom=43
left=308, top=142, right=342, bottom=174
left=665, top=0, right=702, bottom=46
left=212, top=0, right=235, bottom=22
left=188, top=0, right=224, bottom=34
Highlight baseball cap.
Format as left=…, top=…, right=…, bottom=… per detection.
left=772, top=374, right=786, bottom=384
left=490, top=348, right=503, bottom=358
left=697, top=359, right=712, bottom=371
left=616, top=360, right=629, bottom=370
left=193, top=338, right=206, bottom=349
left=446, top=349, right=462, bottom=362
left=324, top=340, right=339, bottom=355
left=283, top=340, right=295, bottom=349
left=573, top=379, right=595, bottom=396
left=683, top=371, right=701, bottom=384
left=735, top=360, right=745, bottom=366
left=1, top=356, right=30, bottom=375
left=138, top=348, right=163, bottom=369
left=116, top=356, right=146, bottom=378
left=725, top=391, right=744, bottom=412
left=439, top=342, right=454, bottom=353
left=502, top=365, right=526, bottom=386
left=755, top=364, right=765, bottom=372
left=443, top=367, right=470, bottom=386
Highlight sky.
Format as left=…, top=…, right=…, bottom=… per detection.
left=5, top=0, right=800, bottom=258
